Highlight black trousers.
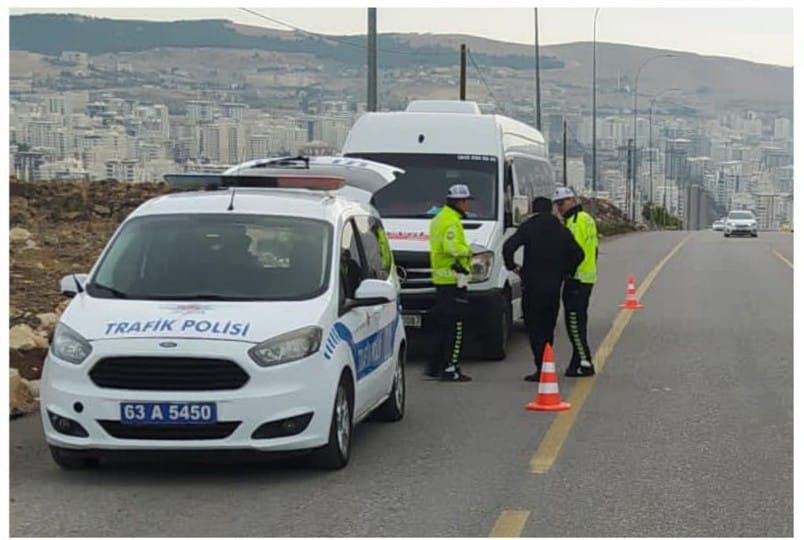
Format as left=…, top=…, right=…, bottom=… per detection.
left=562, top=279, right=595, bottom=373
left=428, top=285, right=468, bottom=376
left=521, top=289, right=561, bottom=372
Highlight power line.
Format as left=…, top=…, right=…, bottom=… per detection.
left=238, top=8, right=456, bottom=58
left=239, top=8, right=366, bottom=51
left=466, top=50, right=501, bottom=111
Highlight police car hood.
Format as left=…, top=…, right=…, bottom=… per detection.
left=62, top=294, right=329, bottom=344
left=381, top=218, right=496, bottom=252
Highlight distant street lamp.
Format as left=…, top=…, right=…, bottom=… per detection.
left=649, top=87, right=680, bottom=214
left=631, top=53, right=676, bottom=222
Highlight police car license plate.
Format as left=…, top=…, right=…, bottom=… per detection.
left=120, top=402, right=217, bottom=425
left=402, top=314, right=421, bottom=328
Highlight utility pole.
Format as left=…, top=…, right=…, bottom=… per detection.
left=626, top=138, right=633, bottom=222
left=367, top=7, right=378, bottom=112
left=591, top=8, right=600, bottom=217
left=563, top=118, right=568, bottom=186
left=534, top=8, right=541, bottom=131
left=460, top=44, right=467, bottom=101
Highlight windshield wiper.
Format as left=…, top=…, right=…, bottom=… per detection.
left=147, top=294, right=253, bottom=301
left=381, top=213, right=439, bottom=219
left=88, top=282, right=131, bottom=299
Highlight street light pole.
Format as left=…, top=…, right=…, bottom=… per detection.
left=632, top=53, right=675, bottom=223
left=648, top=87, right=680, bottom=225
left=591, top=8, right=600, bottom=216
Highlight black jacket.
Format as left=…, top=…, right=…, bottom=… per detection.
left=503, top=211, right=584, bottom=295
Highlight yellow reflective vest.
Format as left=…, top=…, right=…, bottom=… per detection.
left=564, top=206, right=598, bottom=284
left=429, top=205, right=472, bottom=286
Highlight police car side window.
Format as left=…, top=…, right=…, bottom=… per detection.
left=354, top=216, right=390, bottom=281
left=340, top=220, right=364, bottom=300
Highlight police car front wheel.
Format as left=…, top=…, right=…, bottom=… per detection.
left=312, top=375, right=353, bottom=470
left=373, top=348, right=406, bottom=422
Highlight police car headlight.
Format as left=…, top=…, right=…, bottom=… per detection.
left=248, top=326, right=323, bottom=367
left=51, top=323, right=93, bottom=365
left=470, top=251, right=494, bottom=283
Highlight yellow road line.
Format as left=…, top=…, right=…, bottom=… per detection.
left=772, top=249, right=793, bottom=270
left=489, top=510, right=530, bottom=537
left=529, top=234, right=691, bottom=474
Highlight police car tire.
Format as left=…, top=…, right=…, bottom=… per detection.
left=485, top=292, right=512, bottom=361
left=49, top=445, right=98, bottom=470
left=373, top=348, right=405, bottom=422
left=312, top=375, right=353, bottom=470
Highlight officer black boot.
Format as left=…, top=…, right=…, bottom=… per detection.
left=441, top=364, right=472, bottom=382
left=565, top=364, right=595, bottom=377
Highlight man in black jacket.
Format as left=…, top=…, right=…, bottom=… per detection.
left=503, top=197, right=584, bottom=381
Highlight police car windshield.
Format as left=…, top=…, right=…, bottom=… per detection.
left=347, top=153, right=498, bottom=220
left=88, top=214, right=332, bottom=301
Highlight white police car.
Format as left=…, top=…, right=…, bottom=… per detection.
left=41, top=156, right=407, bottom=470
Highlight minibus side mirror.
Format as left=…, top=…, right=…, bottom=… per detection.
left=512, top=196, right=530, bottom=226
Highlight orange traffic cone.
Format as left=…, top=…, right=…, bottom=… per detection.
left=619, top=273, right=644, bottom=309
left=526, top=344, right=571, bottom=412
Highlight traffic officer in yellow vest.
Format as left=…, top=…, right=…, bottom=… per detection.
left=554, top=186, right=598, bottom=377
left=427, top=184, right=474, bottom=382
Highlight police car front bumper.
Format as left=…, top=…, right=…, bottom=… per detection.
left=40, top=338, right=335, bottom=452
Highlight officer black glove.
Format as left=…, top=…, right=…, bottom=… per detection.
left=451, top=262, right=469, bottom=275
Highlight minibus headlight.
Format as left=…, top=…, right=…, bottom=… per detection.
left=470, top=251, right=494, bottom=283
left=51, top=323, right=93, bottom=365
left=249, top=326, right=323, bottom=367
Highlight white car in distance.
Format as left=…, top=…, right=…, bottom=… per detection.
left=723, top=210, right=758, bottom=238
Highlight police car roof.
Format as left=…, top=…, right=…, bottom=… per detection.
left=129, top=188, right=370, bottom=222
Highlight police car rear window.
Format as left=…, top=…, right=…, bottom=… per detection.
left=88, top=214, right=332, bottom=301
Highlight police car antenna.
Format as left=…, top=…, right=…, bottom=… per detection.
left=227, top=188, right=236, bottom=211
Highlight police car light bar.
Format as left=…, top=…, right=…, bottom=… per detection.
left=164, top=174, right=345, bottom=191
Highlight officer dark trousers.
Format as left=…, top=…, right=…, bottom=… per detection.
left=562, top=278, right=595, bottom=375
left=428, top=285, right=467, bottom=376
left=522, top=290, right=561, bottom=373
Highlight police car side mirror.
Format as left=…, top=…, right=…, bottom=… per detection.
left=512, top=196, right=530, bottom=226
left=60, top=274, right=88, bottom=298
left=347, top=279, right=396, bottom=309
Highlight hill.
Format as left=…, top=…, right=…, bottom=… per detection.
left=9, top=14, right=564, bottom=71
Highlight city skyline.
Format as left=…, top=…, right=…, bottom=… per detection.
left=10, top=7, right=795, bottom=67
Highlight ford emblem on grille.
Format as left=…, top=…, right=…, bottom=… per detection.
left=159, top=342, right=178, bottom=348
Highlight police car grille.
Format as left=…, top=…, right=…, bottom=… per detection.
left=98, top=421, right=241, bottom=440
left=89, top=357, right=249, bottom=391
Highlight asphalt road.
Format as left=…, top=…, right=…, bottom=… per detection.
left=9, top=231, right=793, bottom=537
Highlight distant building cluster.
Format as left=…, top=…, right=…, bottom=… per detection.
left=9, top=78, right=794, bottom=230
left=10, top=91, right=360, bottom=184
left=543, top=107, right=794, bottom=230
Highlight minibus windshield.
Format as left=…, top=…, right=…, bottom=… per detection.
left=348, top=153, right=498, bottom=220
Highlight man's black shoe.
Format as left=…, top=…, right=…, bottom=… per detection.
left=523, top=372, right=540, bottom=382
left=422, top=371, right=441, bottom=381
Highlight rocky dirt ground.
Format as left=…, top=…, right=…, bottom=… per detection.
left=9, top=180, right=169, bottom=394
left=8, top=179, right=633, bottom=410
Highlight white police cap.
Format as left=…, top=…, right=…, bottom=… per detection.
left=447, top=184, right=474, bottom=200
left=552, top=186, right=576, bottom=202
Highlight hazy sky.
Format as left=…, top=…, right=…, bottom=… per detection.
left=11, top=7, right=794, bottom=67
